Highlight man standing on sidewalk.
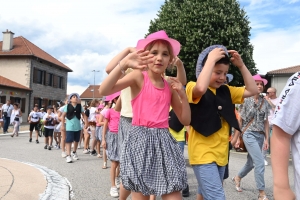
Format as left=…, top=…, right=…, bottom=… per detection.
left=263, top=87, right=279, bottom=165
left=2, top=100, right=13, bottom=134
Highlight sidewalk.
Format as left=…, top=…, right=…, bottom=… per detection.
left=0, top=158, right=47, bottom=200
left=0, top=124, right=30, bottom=136
left=0, top=158, right=71, bottom=200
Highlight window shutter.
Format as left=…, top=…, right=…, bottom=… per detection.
left=45, top=72, right=48, bottom=86
left=10, top=96, right=15, bottom=104
left=53, top=75, right=58, bottom=88
left=21, top=98, right=26, bottom=113
left=33, top=68, right=38, bottom=83
left=0, top=96, right=6, bottom=103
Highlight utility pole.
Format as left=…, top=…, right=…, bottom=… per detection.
left=92, top=70, right=100, bottom=99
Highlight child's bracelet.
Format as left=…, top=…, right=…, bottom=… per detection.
left=118, top=61, right=125, bottom=74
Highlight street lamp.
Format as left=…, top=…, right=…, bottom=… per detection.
left=92, top=70, right=100, bottom=99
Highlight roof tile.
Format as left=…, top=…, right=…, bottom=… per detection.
left=0, top=36, right=72, bottom=72
left=267, top=65, right=300, bottom=75
left=0, top=75, right=31, bottom=91
left=80, top=85, right=103, bottom=98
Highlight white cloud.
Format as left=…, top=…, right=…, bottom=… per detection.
left=251, top=26, right=300, bottom=74
left=67, top=85, right=87, bottom=96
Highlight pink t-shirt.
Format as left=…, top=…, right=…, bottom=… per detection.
left=131, top=71, right=171, bottom=128
left=105, top=109, right=120, bottom=133
left=95, top=114, right=101, bottom=127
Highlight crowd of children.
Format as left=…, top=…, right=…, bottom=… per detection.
left=2, top=30, right=299, bottom=200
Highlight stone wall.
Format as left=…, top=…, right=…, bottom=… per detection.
left=30, top=59, right=68, bottom=109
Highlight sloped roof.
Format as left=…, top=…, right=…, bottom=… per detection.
left=80, top=85, right=102, bottom=99
left=267, top=65, right=300, bottom=75
left=0, top=75, right=31, bottom=91
left=0, top=36, right=72, bottom=72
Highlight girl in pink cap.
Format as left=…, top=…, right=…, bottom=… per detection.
left=101, top=92, right=121, bottom=198
left=100, top=30, right=190, bottom=200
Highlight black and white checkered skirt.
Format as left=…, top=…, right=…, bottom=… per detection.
left=120, top=126, right=187, bottom=196
left=95, top=126, right=102, bottom=141
left=106, top=130, right=119, bottom=161
left=118, top=116, right=132, bottom=159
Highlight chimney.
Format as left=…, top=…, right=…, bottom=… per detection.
left=2, top=29, right=14, bottom=51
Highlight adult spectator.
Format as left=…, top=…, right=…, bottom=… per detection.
left=2, top=100, right=13, bottom=134
left=263, top=87, right=279, bottom=165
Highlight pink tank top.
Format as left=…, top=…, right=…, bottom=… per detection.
left=131, top=71, right=171, bottom=128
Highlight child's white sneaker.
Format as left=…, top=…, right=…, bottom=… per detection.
left=66, top=155, right=72, bottom=163
left=110, top=186, right=119, bottom=197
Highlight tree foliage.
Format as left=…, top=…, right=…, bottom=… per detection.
left=148, top=0, right=258, bottom=86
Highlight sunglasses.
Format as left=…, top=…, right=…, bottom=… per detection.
left=266, top=92, right=274, bottom=95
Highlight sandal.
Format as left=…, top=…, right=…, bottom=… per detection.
left=231, top=177, right=242, bottom=192
left=97, top=154, right=102, bottom=158
left=258, top=195, right=268, bottom=200
left=102, top=162, right=107, bottom=169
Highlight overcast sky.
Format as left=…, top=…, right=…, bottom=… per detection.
left=1, top=0, right=299, bottom=94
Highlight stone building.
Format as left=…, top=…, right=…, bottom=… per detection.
left=0, top=30, right=72, bottom=120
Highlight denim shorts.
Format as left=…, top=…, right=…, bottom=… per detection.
left=66, top=130, right=81, bottom=143
left=192, top=163, right=226, bottom=200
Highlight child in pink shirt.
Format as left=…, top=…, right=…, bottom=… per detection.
left=102, top=92, right=121, bottom=198
left=99, top=30, right=191, bottom=200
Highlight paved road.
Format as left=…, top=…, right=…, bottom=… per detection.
left=0, top=131, right=295, bottom=200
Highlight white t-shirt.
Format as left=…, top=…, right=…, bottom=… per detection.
left=88, top=107, right=97, bottom=122
left=267, top=97, right=279, bottom=126
left=2, top=104, right=13, bottom=117
left=272, top=72, right=300, bottom=199
left=39, top=111, right=46, bottom=119
left=43, top=113, right=56, bottom=129
left=29, top=111, right=41, bottom=123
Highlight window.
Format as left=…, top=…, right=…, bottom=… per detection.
left=58, top=76, right=64, bottom=89
left=48, top=100, right=53, bottom=106
left=34, top=97, right=42, bottom=109
left=46, top=73, right=53, bottom=86
left=33, top=68, right=45, bottom=84
left=0, top=96, right=6, bottom=104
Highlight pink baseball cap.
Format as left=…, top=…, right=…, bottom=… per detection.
left=105, top=91, right=121, bottom=101
left=136, top=30, right=181, bottom=56
left=98, top=104, right=104, bottom=109
left=253, top=74, right=268, bottom=86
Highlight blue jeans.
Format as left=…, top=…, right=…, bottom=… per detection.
left=177, top=141, right=185, bottom=154
left=193, top=163, right=226, bottom=200
left=3, top=116, right=10, bottom=132
left=238, top=131, right=265, bottom=190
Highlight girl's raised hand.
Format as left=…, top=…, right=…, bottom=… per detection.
left=123, top=50, right=154, bottom=70
left=228, top=50, right=245, bottom=68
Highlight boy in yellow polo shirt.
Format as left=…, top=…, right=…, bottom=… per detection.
left=186, top=45, right=257, bottom=200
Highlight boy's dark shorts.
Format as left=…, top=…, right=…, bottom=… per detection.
left=66, top=130, right=81, bottom=143
left=44, top=128, right=54, bottom=137
left=29, top=123, right=39, bottom=131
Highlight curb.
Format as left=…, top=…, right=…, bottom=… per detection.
left=2, top=158, right=72, bottom=200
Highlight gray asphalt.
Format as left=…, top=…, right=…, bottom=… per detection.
left=0, top=132, right=295, bottom=200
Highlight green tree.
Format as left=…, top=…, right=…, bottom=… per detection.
left=147, top=0, right=258, bottom=86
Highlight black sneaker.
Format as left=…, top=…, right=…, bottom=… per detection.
left=90, top=150, right=97, bottom=156
left=182, top=184, right=190, bottom=197
left=36, top=140, right=39, bottom=144
left=44, top=145, right=48, bottom=149
left=29, top=138, right=32, bottom=142
left=48, top=146, right=51, bottom=150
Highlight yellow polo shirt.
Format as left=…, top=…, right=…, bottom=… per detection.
left=186, top=81, right=244, bottom=166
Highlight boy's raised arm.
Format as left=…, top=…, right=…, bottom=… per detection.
left=228, top=50, right=257, bottom=98
left=193, top=48, right=225, bottom=99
